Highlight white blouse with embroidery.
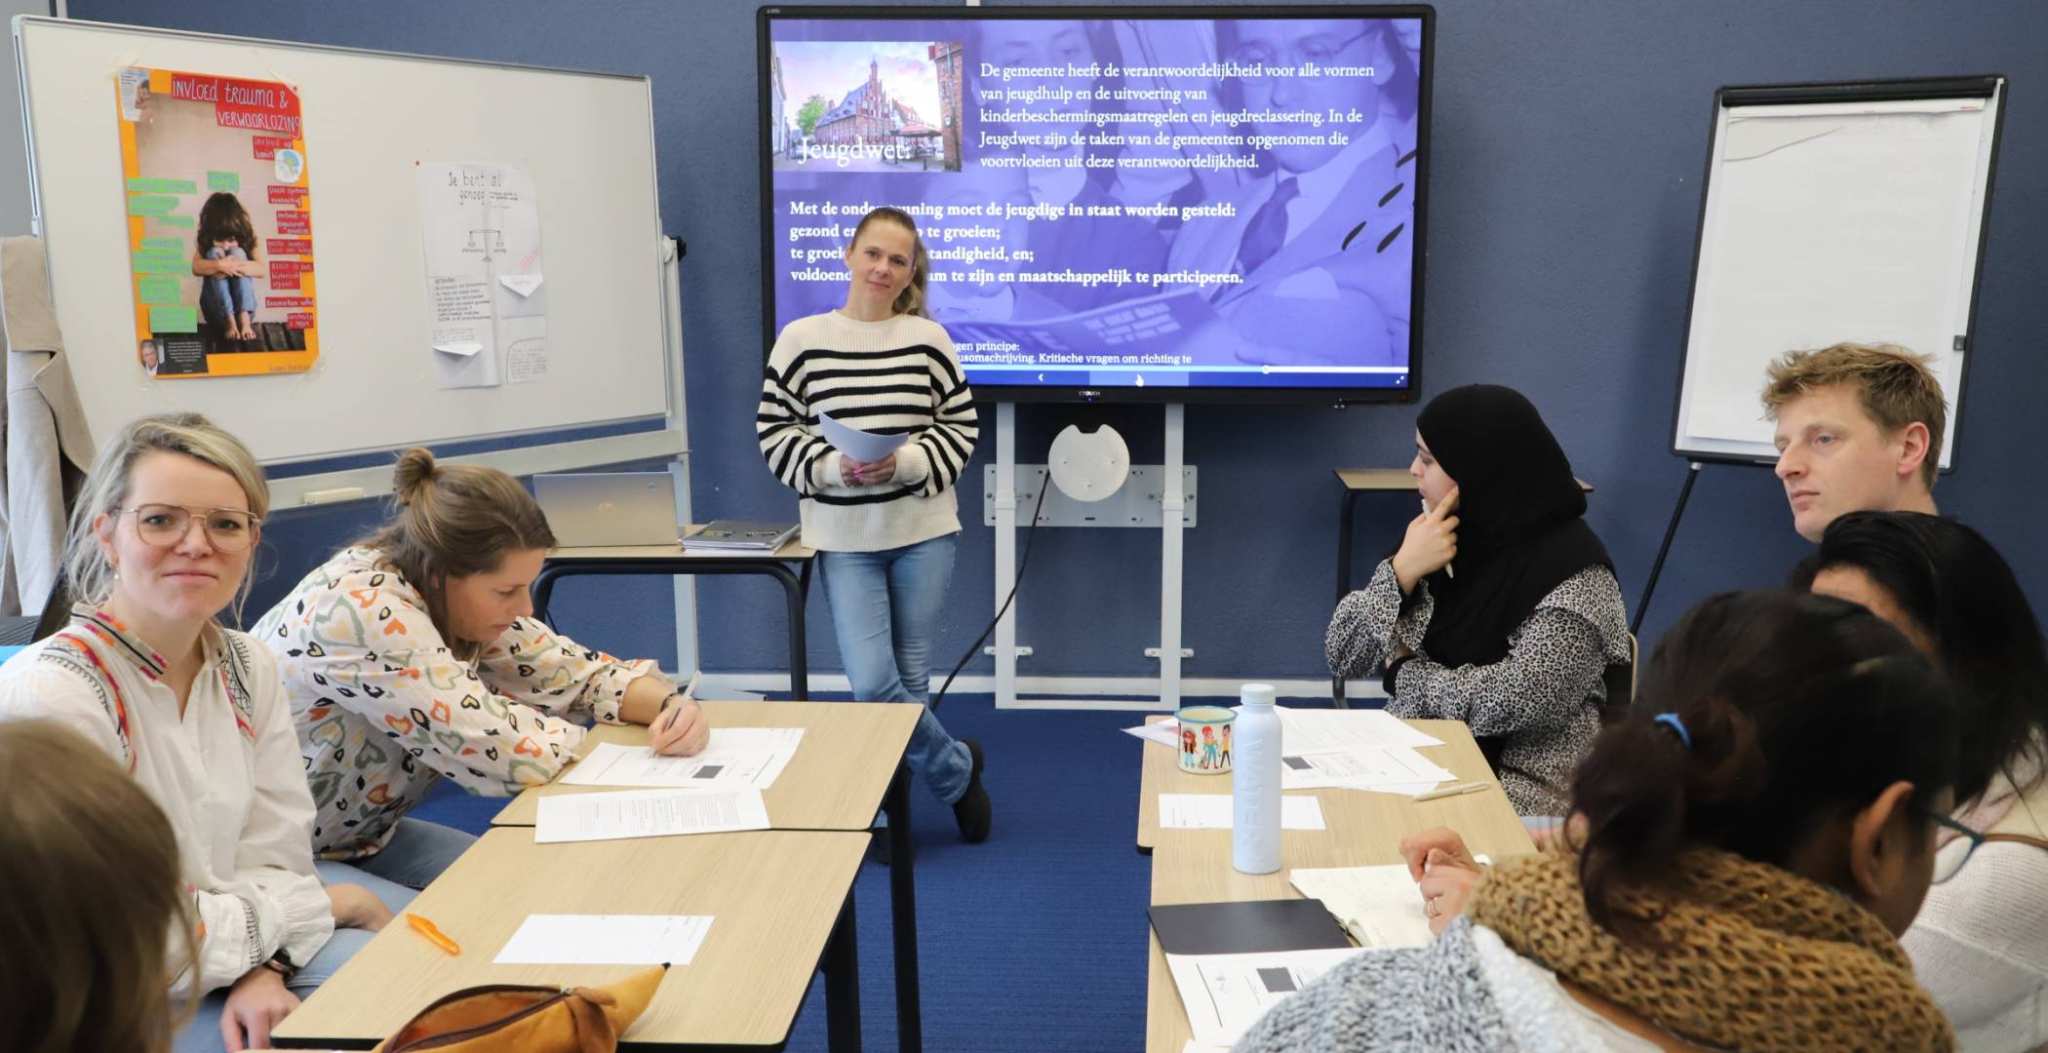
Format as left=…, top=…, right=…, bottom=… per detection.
left=0, top=609, right=335, bottom=995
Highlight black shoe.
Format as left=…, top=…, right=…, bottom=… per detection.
left=951, top=739, right=991, bottom=843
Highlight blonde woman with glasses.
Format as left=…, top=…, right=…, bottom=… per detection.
left=0, top=414, right=389, bottom=1053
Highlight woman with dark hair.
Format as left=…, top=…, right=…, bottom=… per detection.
left=1794, top=511, right=2048, bottom=1051
left=1243, top=590, right=1962, bottom=1052
left=1326, top=384, right=1629, bottom=815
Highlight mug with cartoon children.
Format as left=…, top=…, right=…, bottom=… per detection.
left=1173, top=705, right=1234, bottom=774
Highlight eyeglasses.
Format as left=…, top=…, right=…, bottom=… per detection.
left=117, top=503, right=261, bottom=553
left=1920, top=808, right=1986, bottom=884
left=1226, top=29, right=1375, bottom=70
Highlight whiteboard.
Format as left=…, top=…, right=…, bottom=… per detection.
left=13, top=16, right=672, bottom=467
left=1671, top=79, right=2004, bottom=466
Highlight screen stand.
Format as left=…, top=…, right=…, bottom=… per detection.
left=1632, top=461, right=1704, bottom=636
left=1157, top=404, right=1186, bottom=709
left=990, top=404, right=1188, bottom=710
left=991, top=403, right=1025, bottom=705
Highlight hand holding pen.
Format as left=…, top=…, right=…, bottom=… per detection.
left=650, top=675, right=710, bottom=757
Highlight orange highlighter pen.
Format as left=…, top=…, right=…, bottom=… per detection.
left=406, top=913, right=461, bottom=956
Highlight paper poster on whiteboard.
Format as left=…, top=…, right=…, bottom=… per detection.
left=116, top=67, right=320, bottom=378
left=416, top=162, right=549, bottom=389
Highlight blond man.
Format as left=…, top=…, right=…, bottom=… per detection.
left=1762, top=342, right=1946, bottom=542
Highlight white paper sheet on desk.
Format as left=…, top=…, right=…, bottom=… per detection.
left=535, top=788, right=769, bottom=843
left=1158, top=794, right=1325, bottom=830
left=1279, top=745, right=1456, bottom=790
left=819, top=412, right=909, bottom=464
left=1122, top=721, right=1179, bottom=748
left=1166, top=947, right=1363, bottom=1048
left=558, top=728, right=804, bottom=789
left=496, top=913, right=713, bottom=966
left=1287, top=857, right=1489, bottom=950
left=1277, top=707, right=1443, bottom=751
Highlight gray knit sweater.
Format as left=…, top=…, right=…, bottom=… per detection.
left=1231, top=918, right=1660, bottom=1052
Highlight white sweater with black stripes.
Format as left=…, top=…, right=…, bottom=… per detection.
left=758, top=310, right=979, bottom=553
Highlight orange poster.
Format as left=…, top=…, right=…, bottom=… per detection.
left=116, top=67, right=319, bottom=378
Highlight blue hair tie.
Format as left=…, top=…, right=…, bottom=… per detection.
left=1652, top=712, right=1693, bottom=751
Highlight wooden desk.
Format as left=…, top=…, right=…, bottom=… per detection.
left=1330, top=469, right=1593, bottom=705
left=492, top=701, right=929, bottom=1053
left=1138, top=719, right=1535, bottom=1052
left=492, top=702, right=919, bottom=829
left=273, top=828, right=868, bottom=1051
left=1134, top=718, right=1511, bottom=851
left=534, top=526, right=816, bottom=698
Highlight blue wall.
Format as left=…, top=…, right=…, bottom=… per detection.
left=76, top=0, right=2048, bottom=683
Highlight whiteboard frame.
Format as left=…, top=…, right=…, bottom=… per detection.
left=1668, top=76, right=2007, bottom=468
left=11, top=15, right=686, bottom=506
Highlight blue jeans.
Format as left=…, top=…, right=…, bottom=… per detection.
left=202, top=246, right=258, bottom=327
left=818, top=533, right=973, bottom=805
left=172, top=820, right=473, bottom=1053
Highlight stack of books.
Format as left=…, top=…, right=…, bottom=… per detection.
left=682, top=521, right=799, bottom=552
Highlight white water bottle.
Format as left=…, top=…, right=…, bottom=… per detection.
left=1232, top=683, right=1282, bottom=874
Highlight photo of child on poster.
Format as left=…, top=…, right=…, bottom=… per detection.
left=116, top=67, right=320, bottom=378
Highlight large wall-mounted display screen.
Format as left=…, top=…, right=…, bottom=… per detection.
left=759, top=6, right=1433, bottom=402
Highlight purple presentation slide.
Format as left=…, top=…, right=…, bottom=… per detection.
left=762, top=10, right=1427, bottom=398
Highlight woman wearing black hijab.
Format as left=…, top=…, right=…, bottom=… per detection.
left=1326, top=385, right=1630, bottom=814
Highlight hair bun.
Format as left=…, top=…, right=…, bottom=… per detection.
left=392, top=448, right=438, bottom=506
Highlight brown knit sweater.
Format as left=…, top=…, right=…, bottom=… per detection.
left=1470, top=847, right=1955, bottom=1053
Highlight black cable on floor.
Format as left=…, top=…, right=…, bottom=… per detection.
left=931, top=476, right=1051, bottom=711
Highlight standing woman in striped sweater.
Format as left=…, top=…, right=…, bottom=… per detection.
left=758, top=206, right=992, bottom=843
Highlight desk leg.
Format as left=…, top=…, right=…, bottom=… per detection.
left=825, top=892, right=863, bottom=1053
left=1333, top=490, right=1361, bottom=709
left=783, top=562, right=811, bottom=701
left=885, top=763, right=921, bottom=1053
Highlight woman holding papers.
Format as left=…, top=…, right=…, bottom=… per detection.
left=0, top=414, right=384, bottom=1053
left=1795, top=512, right=2048, bottom=1052
left=1243, top=590, right=1963, bottom=1053
left=756, top=206, right=991, bottom=843
left=255, top=449, right=710, bottom=892
left=1326, top=384, right=1629, bottom=815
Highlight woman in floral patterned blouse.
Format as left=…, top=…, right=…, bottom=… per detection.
left=254, top=449, right=710, bottom=894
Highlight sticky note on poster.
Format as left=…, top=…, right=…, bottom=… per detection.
left=127, top=177, right=196, bottom=194
left=127, top=195, right=178, bottom=216
left=498, top=273, right=543, bottom=298
left=140, top=237, right=185, bottom=254
left=158, top=215, right=195, bottom=229
left=150, top=305, right=198, bottom=333
left=208, top=171, right=240, bottom=193
left=136, top=276, right=182, bottom=304
left=132, top=252, right=187, bottom=274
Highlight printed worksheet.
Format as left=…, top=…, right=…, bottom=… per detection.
left=559, top=728, right=805, bottom=790
left=1156, top=794, right=1326, bottom=831
left=496, top=914, right=712, bottom=966
left=1165, top=947, right=1363, bottom=1048
left=534, top=788, right=769, bottom=843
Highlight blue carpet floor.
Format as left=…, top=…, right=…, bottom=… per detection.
left=412, top=694, right=1177, bottom=1051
